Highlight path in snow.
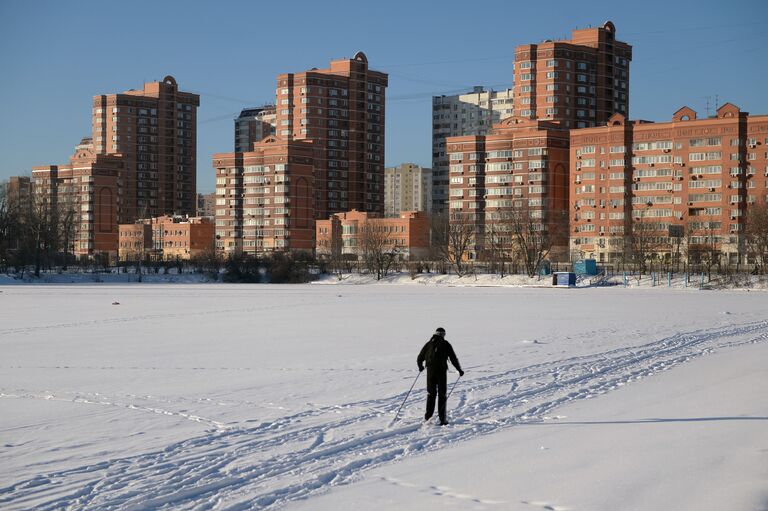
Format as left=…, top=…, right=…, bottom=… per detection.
left=2, top=319, right=767, bottom=510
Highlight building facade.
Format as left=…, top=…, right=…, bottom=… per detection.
left=7, top=176, right=32, bottom=205
left=118, top=215, right=214, bottom=261
left=316, top=210, right=430, bottom=260
left=32, top=138, right=122, bottom=257
left=513, top=21, right=631, bottom=129
left=235, top=106, right=276, bottom=153
left=569, top=104, right=768, bottom=266
left=213, top=135, right=316, bottom=255
left=196, top=192, right=216, bottom=218
left=432, top=86, right=515, bottom=214
left=274, top=52, right=388, bottom=219
left=446, top=117, right=571, bottom=261
left=92, top=75, right=200, bottom=222
left=384, top=163, right=432, bottom=217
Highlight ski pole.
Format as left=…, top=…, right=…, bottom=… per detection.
left=393, top=371, right=421, bottom=423
left=446, top=373, right=462, bottom=401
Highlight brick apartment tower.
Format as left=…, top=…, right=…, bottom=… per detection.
left=274, top=52, right=388, bottom=219
left=514, top=21, right=631, bottom=129
left=92, top=76, right=200, bottom=223
left=569, top=103, right=768, bottom=266
left=213, top=136, right=316, bottom=254
left=32, top=138, right=122, bottom=257
left=447, top=118, right=571, bottom=260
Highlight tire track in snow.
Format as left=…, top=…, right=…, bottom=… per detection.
left=2, top=319, right=767, bottom=510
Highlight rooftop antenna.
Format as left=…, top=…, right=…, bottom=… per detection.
left=704, top=96, right=711, bottom=117
left=715, top=94, right=720, bottom=111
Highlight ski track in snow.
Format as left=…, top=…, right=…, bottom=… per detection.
left=2, top=319, right=767, bottom=510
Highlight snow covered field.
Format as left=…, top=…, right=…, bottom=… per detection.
left=1, top=284, right=766, bottom=510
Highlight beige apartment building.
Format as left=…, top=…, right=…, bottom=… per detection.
left=384, top=163, right=432, bottom=217
left=569, top=103, right=768, bottom=266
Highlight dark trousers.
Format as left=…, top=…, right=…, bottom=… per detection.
left=425, top=369, right=447, bottom=421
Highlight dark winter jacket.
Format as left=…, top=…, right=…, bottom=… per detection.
left=417, top=335, right=462, bottom=373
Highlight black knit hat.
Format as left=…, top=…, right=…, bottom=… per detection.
left=435, top=327, right=446, bottom=336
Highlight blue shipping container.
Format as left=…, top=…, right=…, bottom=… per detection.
left=573, top=259, right=598, bottom=275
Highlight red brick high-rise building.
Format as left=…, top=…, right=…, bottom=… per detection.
left=447, top=118, right=571, bottom=261
left=514, top=21, right=632, bottom=129
left=213, top=136, right=316, bottom=254
left=569, top=103, right=768, bottom=266
left=32, top=138, right=122, bottom=257
left=275, top=52, right=388, bottom=219
left=92, top=76, right=200, bottom=223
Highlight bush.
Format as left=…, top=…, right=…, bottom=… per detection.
left=222, top=253, right=260, bottom=283
left=263, top=251, right=314, bottom=283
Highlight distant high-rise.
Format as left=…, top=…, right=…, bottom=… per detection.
left=432, top=86, right=514, bottom=214
left=513, top=21, right=632, bottom=129
left=235, top=106, right=276, bottom=152
left=92, top=75, right=200, bottom=222
left=196, top=192, right=216, bottom=218
left=275, top=52, right=388, bottom=219
left=384, top=163, right=432, bottom=217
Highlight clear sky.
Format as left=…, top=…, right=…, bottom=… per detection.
left=1, top=0, right=766, bottom=193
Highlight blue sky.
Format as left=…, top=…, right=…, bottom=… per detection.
left=1, top=0, right=766, bottom=193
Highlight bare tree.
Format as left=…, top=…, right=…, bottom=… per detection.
left=508, top=205, right=561, bottom=278
left=685, top=220, right=722, bottom=279
left=432, top=212, right=476, bottom=276
left=327, top=224, right=347, bottom=279
left=58, top=193, right=80, bottom=270
left=484, top=212, right=513, bottom=277
left=0, top=182, right=19, bottom=271
left=358, top=221, right=396, bottom=280
left=629, top=204, right=661, bottom=273
left=24, top=192, right=58, bottom=277
left=745, top=200, right=768, bottom=274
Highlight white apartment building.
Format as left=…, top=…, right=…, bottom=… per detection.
left=384, top=163, right=432, bottom=217
left=432, top=86, right=514, bottom=214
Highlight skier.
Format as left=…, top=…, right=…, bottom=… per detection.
left=417, top=327, right=464, bottom=425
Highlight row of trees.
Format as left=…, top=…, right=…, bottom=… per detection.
left=0, top=182, right=82, bottom=276
left=319, top=207, right=566, bottom=280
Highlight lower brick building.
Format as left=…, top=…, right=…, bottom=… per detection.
left=316, top=210, right=430, bottom=260
left=569, top=103, right=768, bottom=266
left=118, top=215, right=214, bottom=261
left=213, top=136, right=316, bottom=255
left=446, top=117, right=571, bottom=261
left=32, top=138, right=122, bottom=258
